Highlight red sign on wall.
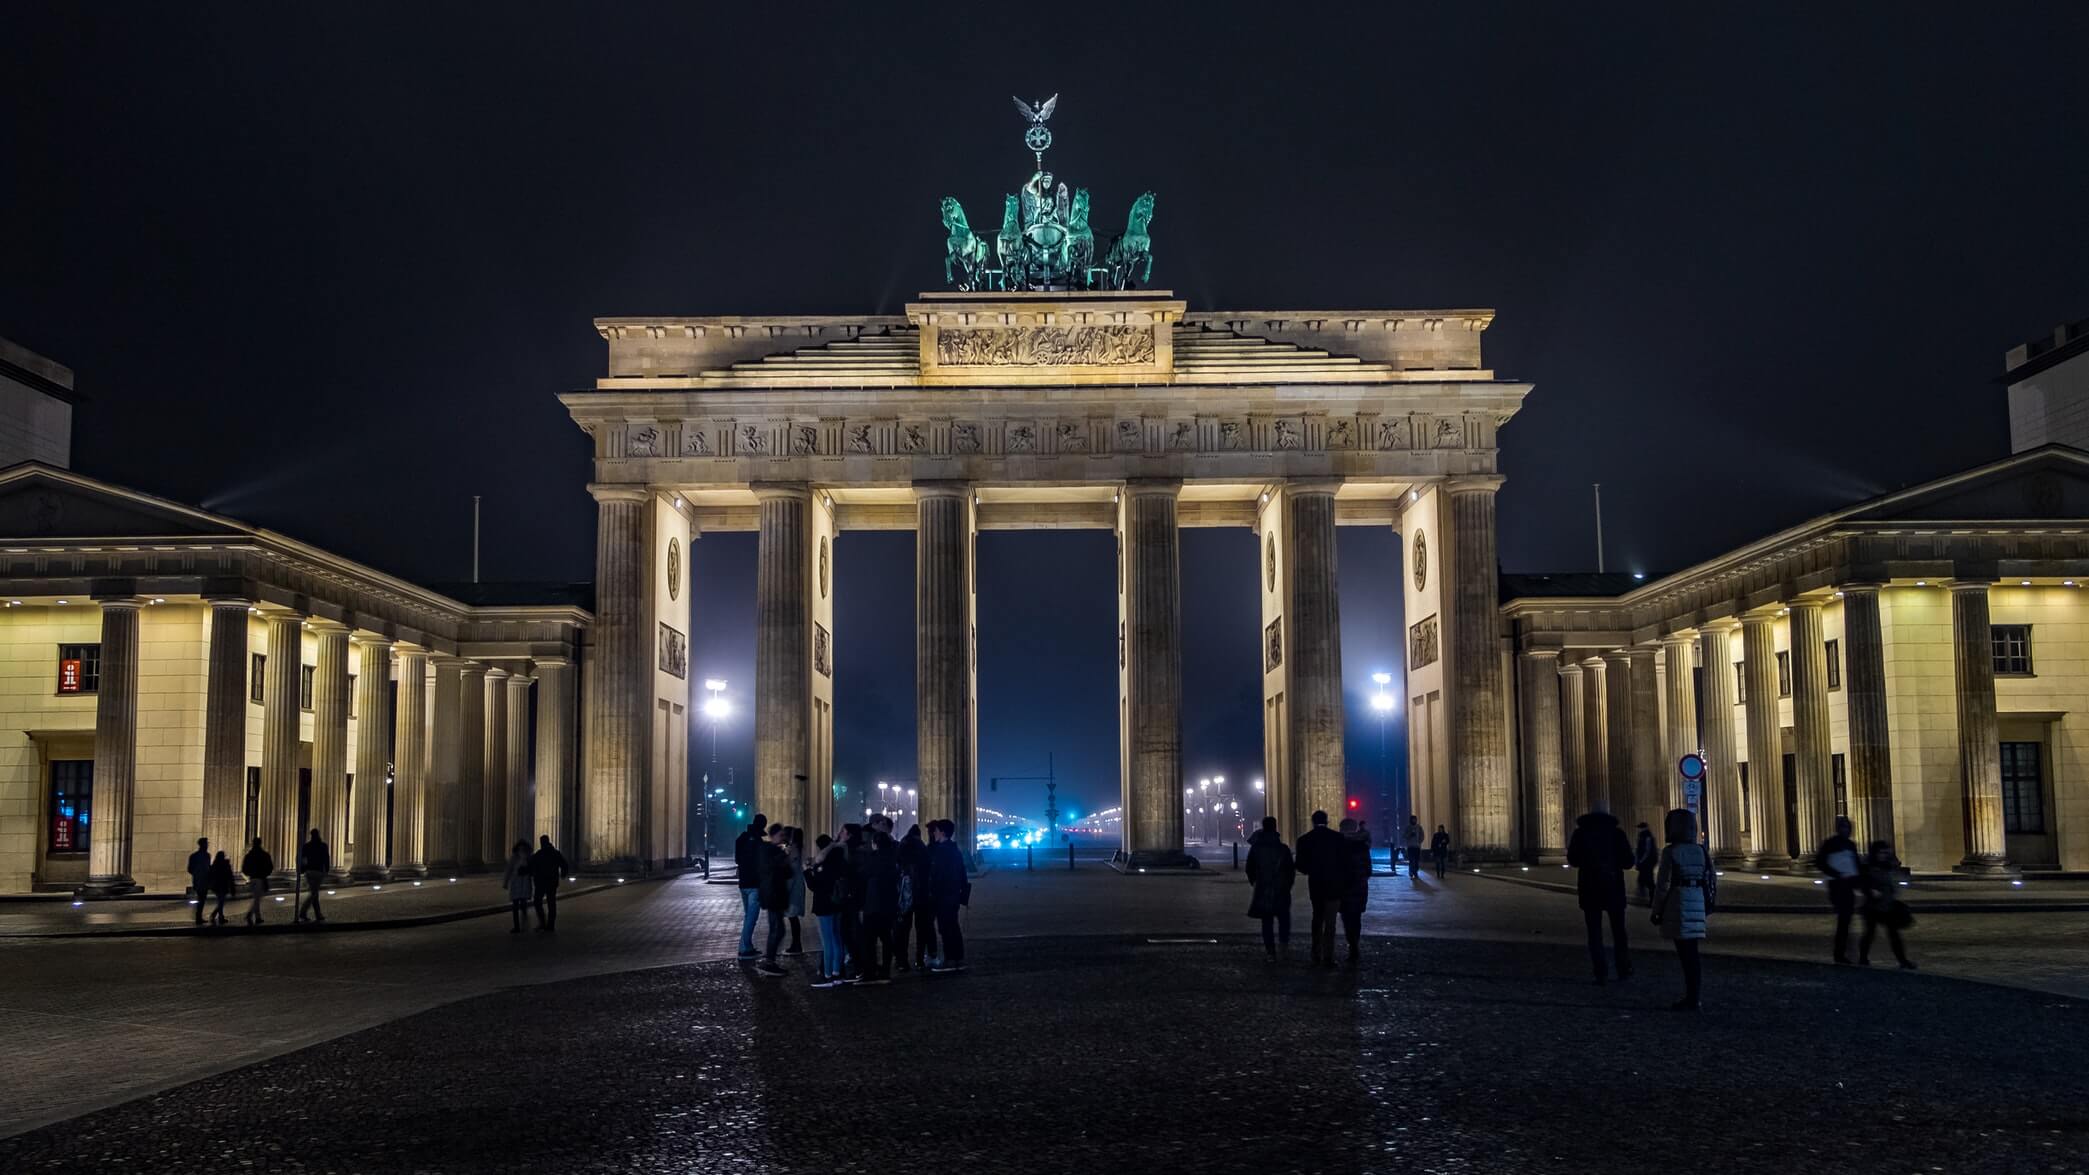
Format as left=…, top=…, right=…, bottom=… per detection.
left=58, top=659, right=82, bottom=693
left=51, top=812, right=73, bottom=850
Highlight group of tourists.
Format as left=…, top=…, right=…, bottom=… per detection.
left=1398, top=817, right=1453, bottom=879
left=735, top=811, right=970, bottom=984
left=1243, top=810, right=1373, bottom=965
left=184, top=831, right=326, bottom=927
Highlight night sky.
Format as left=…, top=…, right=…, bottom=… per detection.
left=7, top=4, right=2088, bottom=825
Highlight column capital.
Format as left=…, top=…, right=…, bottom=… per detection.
left=1602, top=649, right=1633, bottom=668
left=1787, top=597, right=1826, bottom=615
left=1558, top=658, right=1584, bottom=676
left=1837, top=582, right=1885, bottom=598
left=749, top=480, right=812, bottom=502
left=305, top=617, right=350, bottom=635
left=1521, top=648, right=1561, bottom=662
left=203, top=594, right=252, bottom=609
left=1699, top=615, right=1742, bottom=634
left=531, top=655, right=572, bottom=669
left=588, top=483, right=652, bottom=505
left=1445, top=475, right=1507, bottom=496
left=484, top=665, right=511, bottom=681
left=428, top=651, right=469, bottom=669
left=1276, top=477, right=1342, bottom=497
left=457, top=659, right=488, bottom=679
left=1660, top=629, right=1698, bottom=648
left=506, top=672, right=535, bottom=687
left=93, top=596, right=143, bottom=612
left=392, top=645, right=433, bottom=666
left=351, top=632, right=396, bottom=651
left=1121, top=477, right=1184, bottom=498
left=911, top=480, right=972, bottom=500
left=1948, top=579, right=1992, bottom=595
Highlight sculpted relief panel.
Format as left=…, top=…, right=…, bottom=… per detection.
left=934, top=324, right=1155, bottom=367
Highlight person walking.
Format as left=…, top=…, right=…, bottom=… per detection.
left=206, top=850, right=235, bottom=925
left=295, top=829, right=329, bottom=924
left=1633, top=822, right=1659, bottom=906
left=734, top=812, right=768, bottom=960
left=1294, top=810, right=1347, bottom=967
left=927, top=819, right=969, bottom=972
left=753, top=824, right=793, bottom=977
left=1243, top=816, right=1295, bottom=960
left=1404, top=817, right=1426, bottom=881
left=1431, top=824, right=1452, bottom=878
left=1650, top=807, right=1713, bottom=1011
left=893, top=823, right=935, bottom=971
left=806, top=834, right=848, bottom=987
left=1566, top=801, right=1634, bottom=983
left=501, top=840, right=534, bottom=933
left=186, top=837, right=212, bottom=925
left=1818, top=816, right=1863, bottom=963
left=240, top=837, right=273, bottom=926
left=1340, top=818, right=1372, bottom=966
left=853, top=816, right=902, bottom=984
left=1858, top=841, right=1916, bottom=969
left=529, top=835, right=567, bottom=931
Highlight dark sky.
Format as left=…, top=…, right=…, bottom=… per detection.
left=8, top=3, right=2088, bottom=824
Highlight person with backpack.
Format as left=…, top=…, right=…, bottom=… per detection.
left=1650, top=807, right=1714, bottom=1011
left=1566, top=800, right=1635, bottom=984
left=734, top=812, right=768, bottom=960
left=240, top=837, right=273, bottom=926
left=1243, top=816, right=1295, bottom=960
left=1293, top=810, right=1347, bottom=967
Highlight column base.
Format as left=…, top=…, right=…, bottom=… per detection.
left=348, top=865, right=393, bottom=882
left=325, top=868, right=354, bottom=885
left=1712, top=849, right=1751, bottom=869
left=388, top=864, right=429, bottom=880
left=580, top=858, right=642, bottom=878
left=1749, top=853, right=1793, bottom=873
left=76, top=876, right=140, bottom=898
left=1111, top=849, right=1200, bottom=873
left=1786, top=853, right=1819, bottom=875
left=1532, top=850, right=1567, bottom=866
left=1461, top=845, right=1517, bottom=864
left=1953, top=855, right=2018, bottom=876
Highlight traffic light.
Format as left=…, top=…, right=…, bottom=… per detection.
left=1346, top=797, right=1360, bottom=812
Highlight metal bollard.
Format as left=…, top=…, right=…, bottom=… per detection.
left=1027, top=843, right=1034, bottom=871
left=1068, top=844, right=1076, bottom=871
left=1232, top=841, right=1240, bottom=871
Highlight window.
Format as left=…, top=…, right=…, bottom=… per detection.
left=56, top=643, right=101, bottom=694
left=250, top=653, right=266, bottom=703
left=1735, top=663, right=1748, bottom=706
left=1737, top=762, right=1751, bottom=834
left=48, top=760, right=93, bottom=853
left=244, top=767, right=261, bottom=846
left=299, top=665, right=315, bottom=710
left=1831, top=753, right=1847, bottom=818
left=2000, top=741, right=2045, bottom=834
left=1824, top=639, right=1841, bottom=690
left=1993, top=625, right=2033, bottom=676
left=348, top=674, right=357, bottom=719
left=1776, top=650, right=1792, bottom=697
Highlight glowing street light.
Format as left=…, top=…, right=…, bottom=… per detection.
left=1254, top=778, right=1265, bottom=792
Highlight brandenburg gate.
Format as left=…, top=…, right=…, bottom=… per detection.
left=561, top=99, right=1531, bottom=870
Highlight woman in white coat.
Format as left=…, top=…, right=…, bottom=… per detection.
left=1650, top=808, right=1713, bottom=1011
left=501, top=840, right=534, bottom=934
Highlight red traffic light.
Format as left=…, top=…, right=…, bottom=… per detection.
left=1347, top=797, right=1360, bottom=810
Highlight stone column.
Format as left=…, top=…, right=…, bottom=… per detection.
left=349, top=636, right=393, bottom=880
left=1446, top=478, right=1511, bottom=858
left=1697, top=620, right=1746, bottom=865
left=308, top=620, right=351, bottom=880
left=505, top=671, right=533, bottom=849
left=391, top=647, right=431, bottom=878
left=1660, top=633, right=1698, bottom=816
left=585, top=484, right=648, bottom=871
left=1951, top=582, right=2012, bottom=873
left=1628, top=644, right=1665, bottom=836
left=755, top=483, right=812, bottom=831
left=1517, top=650, right=1566, bottom=863
left=456, top=661, right=487, bottom=867
left=1740, top=609, right=1791, bottom=869
left=428, top=655, right=465, bottom=871
left=83, top=597, right=141, bottom=895
left=258, top=612, right=305, bottom=879
left=1787, top=599, right=1835, bottom=869
left=1580, top=655, right=1608, bottom=813
left=1841, top=586, right=1895, bottom=847
left=1559, top=659, right=1586, bottom=821
left=200, top=598, right=251, bottom=864
left=533, top=657, right=576, bottom=854
left=1604, top=651, right=1634, bottom=821
left=915, top=483, right=974, bottom=852
left=1284, top=483, right=1346, bottom=838
left=482, top=666, right=510, bottom=864
left=1123, top=479, right=1192, bottom=867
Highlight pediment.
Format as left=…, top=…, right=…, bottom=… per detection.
left=0, top=465, right=247, bottom=541
left=1843, top=448, right=2089, bottom=524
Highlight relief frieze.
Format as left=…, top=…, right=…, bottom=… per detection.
left=934, top=324, right=1155, bottom=367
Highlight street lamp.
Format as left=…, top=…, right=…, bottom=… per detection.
left=1370, top=671, right=1397, bottom=847
left=700, top=678, right=730, bottom=875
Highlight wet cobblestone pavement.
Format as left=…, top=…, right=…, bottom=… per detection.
left=3, top=933, right=2082, bottom=1175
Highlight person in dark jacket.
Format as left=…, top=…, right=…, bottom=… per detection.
left=1858, top=841, right=1915, bottom=969
left=206, top=851, right=235, bottom=926
left=734, top=813, right=768, bottom=959
left=926, top=819, right=968, bottom=971
left=186, top=837, right=212, bottom=925
left=1633, top=822, right=1659, bottom=906
left=1339, top=818, right=1372, bottom=965
left=1566, top=802, right=1635, bottom=983
left=529, top=835, right=568, bottom=931
left=240, top=838, right=273, bottom=926
left=852, top=816, right=902, bottom=983
left=1294, top=810, right=1347, bottom=967
left=1243, top=817, right=1295, bottom=959
left=1817, top=816, right=1863, bottom=964
left=295, top=829, right=329, bottom=924
left=833, top=823, right=865, bottom=978
left=806, top=834, right=848, bottom=987
left=1430, top=825, right=1452, bottom=878
left=754, top=824, right=792, bottom=977
left=893, top=823, right=936, bottom=971
left=1404, top=817, right=1426, bottom=880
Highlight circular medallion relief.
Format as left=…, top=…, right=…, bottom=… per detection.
left=666, top=537, right=681, bottom=601
left=1265, top=534, right=1277, bottom=592
left=819, top=535, right=830, bottom=599
left=1412, top=529, right=1428, bottom=592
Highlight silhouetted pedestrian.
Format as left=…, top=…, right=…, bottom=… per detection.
left=1294, top=810, right=1346, bottom=966
left=734, top=812, right=768, bottom=959
left=240, top=838, right=272, bottom=926
left=1650, top=807, right=1713, bottom=1011
left=1431, top=824, right=1451, bottom=878
left=1404, top=817, right=1425, bottom=880
left=894, top=823, right=935, bottom=971
left=502, top=840, right=533, bottom=933
left=784, top=827, right=807, bottom=957
left=295, top=829, right=329, bottom=924
left=1818, top=816, right=1863, bottom=963
left=530, top=835, right=567, bottom=930
left=754, top=823, right=792, bottom=977
left=206, top=851, right=234, bottom=925
left=807, top=834, right=847, bottom=987
left=1244, top=816, right=1295, bottom=960
left=186, top=837, right=211, bottom=924
left=927, top=819, right=968, bottom=972
left=1858, top=841, right=1915, bottom=969
left=1633, top=822, right=1658, bottom=906
left=1567, top=801, right=1634, bottom=983
left=1340, top=818, right=1371, bottom=965
left=852, top=815, right=901, bottom=984
left=834, top=823, right=865, bottom=978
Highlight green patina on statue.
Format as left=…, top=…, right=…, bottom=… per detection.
left=938, top=94, right=1156, bottom=291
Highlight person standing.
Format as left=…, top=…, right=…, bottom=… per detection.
left=1404, top=817, right=1426, bottom=881
left=754, top=824, right=793, bottom=977
left=834, top=823, right=866, bottom=978
left=295, top=829, right=330, bottom=924
left=1566, top=801, right=1634, bottom=983
left=1294, top=810, right=1347, bottom=967
left=529, top=835, right=568, bottom=931
left=853, top=816, right=901, bottom=984
left=1633, top=822, right=1659, bottom=906
left=1340, top=818, right=1372, bottom=966
left=1430, top=824, right=1452, bottom=878
left=927, top=819, right=969, bottom=972
left=1650, top=807, right=1713, bottom=1011
left=1818, top=816, right=1863, bottom=964
left=501, top=840, right=534, bottom=933
left=806, top=834, right=847, bottom=987
left=734, top=812, right=768, bottom=960
left=206, top=850, right=235, bottom=925
left=1243, top=816, right=1295, bottom=960
left=240, top=837, right=273, bottom=926
left=894, top=823, right=936, bottom=971
left=1858, top=841, right=1916, bottom=970
left=186, top=837, right=212, bottom=925
left=784, top=827, right=807, bottom=957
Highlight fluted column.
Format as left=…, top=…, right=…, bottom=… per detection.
left=428, top=655, right=466, bottom=870
left=1604, top=651, right=1634, bottom=822
left=1952, top=582, right=2012, bottom=873
left=392, top=646, right=431, bottom=877
left=1787, top=599, right=1834, bottom=869
left=1123, top=479, right=1191, bottom=867
left=308, top=620, right=351, bottom=880
left=482, top=667, right=510, bottom=863
left=1580, top=655, right=1609, bottom=814
left=349, top=636, right=394, bottom=879
left=505, top=672, right=533, bottom=849
left=1517, top=650, right=1566, bottom=863
left=1284, top=484, right=1346, bottom=838
left=1697, top=620, right=1746, bottom=865
left=456, top=661, right=487, bottom=867
left=1841, top=586, right=1895, bottom=848
left=533, top=657, right=576, bottom=855
left=1628, top=644, right=1665, bottom=837
left=752, top=483, right=813, bottom=832
left=1559, top=659, right=1587, bottom=821
left=83, top=598, right=141, bottom=894
left=585, top=484, right=648, bottom=871
left=1660, top=633, right=1698, bottom=815
left=915, top=483, right=974, bottom=853
left=200, top=598, right=251, bottom=864
left=258, top=612, right=305, bottom=879
left=1447, top=478, right=1511, bottom=858
left=1740, top=609, right=1791, bottom=869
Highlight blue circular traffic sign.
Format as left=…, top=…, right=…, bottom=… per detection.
left=1678, top=753, right=1706, bottom=781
